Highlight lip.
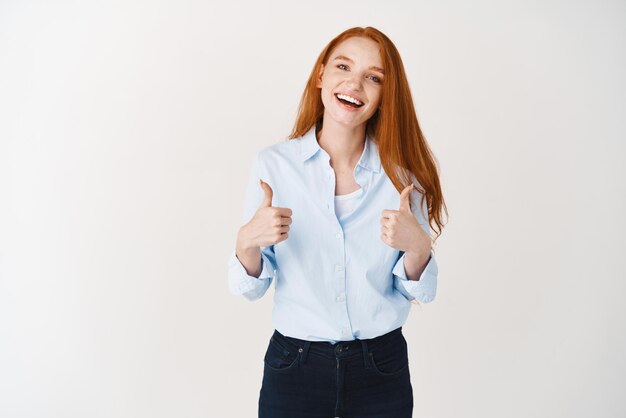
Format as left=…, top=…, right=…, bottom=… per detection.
left=334, top=92, right=365, bottom=112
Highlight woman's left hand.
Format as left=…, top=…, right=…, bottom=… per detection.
left=380, top=184, right=432, bottom=256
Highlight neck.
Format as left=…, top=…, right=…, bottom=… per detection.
left=316, top=118, right=366, bottom=172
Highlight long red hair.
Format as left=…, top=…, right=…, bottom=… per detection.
left=289, top=26, right=447, bottom=242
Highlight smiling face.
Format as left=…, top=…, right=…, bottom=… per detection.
left=316, top=36, right=385, bottom=129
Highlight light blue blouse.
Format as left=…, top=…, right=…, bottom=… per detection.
left=228, top=126, right=438, bottom=343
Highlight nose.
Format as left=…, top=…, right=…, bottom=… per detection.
left=345, top=73, right=363, bottom=91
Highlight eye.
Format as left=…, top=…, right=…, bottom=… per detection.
left=368, top=75, right=382, bottom=83
left=337, top=64, right=349, bottom=71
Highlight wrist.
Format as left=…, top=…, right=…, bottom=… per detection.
left=405, top=247, right=430, bottom=264
left=236, top=225, right=257, bottom=253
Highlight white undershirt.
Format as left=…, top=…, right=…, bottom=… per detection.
left=334, top=187, right=363, bottom=219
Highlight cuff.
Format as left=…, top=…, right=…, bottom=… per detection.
left=227, top=249, right=274, bottom=297
left=392, top=249, right=438, bottom=303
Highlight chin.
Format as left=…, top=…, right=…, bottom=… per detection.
left=328, top=111, right=369, bottom=127
left=332, top=117, right=365, bottom=128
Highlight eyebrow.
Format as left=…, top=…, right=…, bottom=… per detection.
left=333, top=55, right=385, bottom=74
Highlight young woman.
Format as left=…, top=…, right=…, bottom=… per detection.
left=228, top=26, right=447, bottom=418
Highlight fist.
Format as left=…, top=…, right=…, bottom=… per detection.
left=380, top=184, right=432, bottom=254
left=242, top=179, right=293, bottom=248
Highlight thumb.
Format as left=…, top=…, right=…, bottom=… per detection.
left=399, top=184, right=414, bottom=213
left=259, top=179, right=273, bottom=207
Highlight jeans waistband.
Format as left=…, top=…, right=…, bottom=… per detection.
left=272, top=327, right=404, bottom=366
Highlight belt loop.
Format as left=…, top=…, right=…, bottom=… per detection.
left=360, top=340, right=371, bottom=368
left=299, top=341, right=311, bottom=365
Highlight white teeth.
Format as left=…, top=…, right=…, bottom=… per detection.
left=336, top=93, right=363, bottom=106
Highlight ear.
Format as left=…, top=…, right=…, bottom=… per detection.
left=315, top=64, right=325, bottom=88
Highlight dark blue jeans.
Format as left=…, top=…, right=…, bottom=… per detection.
left=258, top=327, right=413, bottom=418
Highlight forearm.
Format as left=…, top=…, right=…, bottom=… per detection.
left=403, top=249, right=431, bottom=281
left=236, top=226, right=263, bottom=278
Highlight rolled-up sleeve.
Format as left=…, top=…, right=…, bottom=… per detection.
left=228, top=248, right=275, bottom=301
left=392, top=250, right=437, bottom=303
left=227, top=150, right=277, bottom=301
left=392, top=184, right=439, bottom=303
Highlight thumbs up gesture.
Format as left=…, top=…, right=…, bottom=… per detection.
left=380, top=184, right=431, bottom=255
left=240, top=179, right=293, bottom=248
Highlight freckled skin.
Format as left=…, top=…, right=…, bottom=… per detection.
left=316, top=36, right=384, bottom=129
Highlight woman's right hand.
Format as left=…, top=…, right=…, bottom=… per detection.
left=237, top=179, right=292, bottom=250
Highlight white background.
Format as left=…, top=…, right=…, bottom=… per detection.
left=1, top=1, right=625, bottom=417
